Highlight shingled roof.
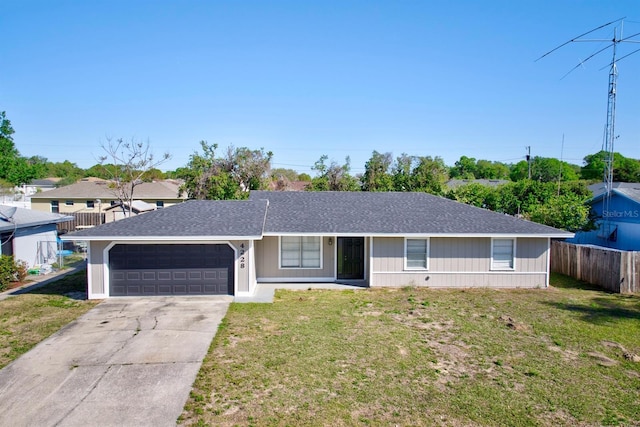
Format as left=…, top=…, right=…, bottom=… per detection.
left=65, top=200, right=268, bottom=240
left=0, top=206, right=73, bottom=232
left=64, top=191, right=573, bottom=240
left=31, top=179, right=185, bottom=200
left=249, top=191, right=572, bottom=237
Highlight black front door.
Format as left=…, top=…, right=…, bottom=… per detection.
left=337, top=237, right=364, bottom=280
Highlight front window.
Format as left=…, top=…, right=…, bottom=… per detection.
left=65, top=200, right=74, bottom=206
left=156, top=201, right=164, bottom=209
left=51, top=200, right=59, bottom=213
left=280, top=236, right=321, bottom=268
left=86, top=200, right=95, bottom=209
left=405, top=238, right=429, bottom=270
left=492, top=238, right=515, bottom=270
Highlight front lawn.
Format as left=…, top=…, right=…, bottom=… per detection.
left=181, top=274, right=640, bottom=426
left=0, top=270, right=98, bottom=369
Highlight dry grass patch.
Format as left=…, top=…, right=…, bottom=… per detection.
left=0, top=269, right=98, bottom=369
left=181, top=274, right=640, bottom=426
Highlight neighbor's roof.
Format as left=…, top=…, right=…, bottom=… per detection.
left=0, top=206, right=73, bottom=232
left=589, top=182, right=640, bottom=205
left=30, top=179, right=185, bottom=200
left=63, top=200, right=269, bottom=240
left=104, top=200, right=157, bottom=213
left=249, top=191, right=572, bottom=237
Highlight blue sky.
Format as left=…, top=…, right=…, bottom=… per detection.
left=3, top=1, right=640, bottom=175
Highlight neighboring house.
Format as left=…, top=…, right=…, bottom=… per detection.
left=30, top=179, right=186, bottom=215
left=569, top=182, right=640, bottom=251
left=103, top=201, right=157, bottom=223
left=0, top=205, right=73, bottom=267
left=63, top=191, right=572, bottom=300
left=24, top=178, right=63, bottom=196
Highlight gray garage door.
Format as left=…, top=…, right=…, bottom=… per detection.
left=109, top=244, right=234, bottom=296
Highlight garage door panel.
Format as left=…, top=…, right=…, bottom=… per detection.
left=109, top=244, right=234, bottom=296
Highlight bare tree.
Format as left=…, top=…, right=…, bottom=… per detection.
left=98, top=137, right=171, bottom=217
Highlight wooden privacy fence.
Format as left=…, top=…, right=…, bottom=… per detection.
left=551, top=241, right=639, bottom=293
left=57, top=212, right=105, bottom=233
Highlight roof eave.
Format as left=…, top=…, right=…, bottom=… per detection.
left=60, top=234, right=264, bottom=242
left=261, top=231, right=574, bottom=238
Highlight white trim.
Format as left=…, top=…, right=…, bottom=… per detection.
left=490, top=237, right=516, bottom=271
left=262, top=232, right=573, bottom=239
left=278, top=235, right=323, bottom=269
left=87, top=244, right=106, bottom=299
left=248, top=239, right=256, bottom=295
left=372, top=270, right=547, bottom=275
left=62, top=235, right=262, bottom=242
left=257, top=277, right=334, bottom=283
left=369, top=236, right=374, bottom=286
left=545, top=237, right=551, bottom=288
left=100, top=240, right=239, bottom=299
left=404, top=237, right=430, bottom=271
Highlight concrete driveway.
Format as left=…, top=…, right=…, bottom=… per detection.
left=0, top=297, right=231, bottom=427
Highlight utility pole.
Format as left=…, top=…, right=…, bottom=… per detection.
left=525, top=146, right=531, bottom=180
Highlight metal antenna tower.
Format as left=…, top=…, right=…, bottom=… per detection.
left=537, top=18, right=640, bottom=243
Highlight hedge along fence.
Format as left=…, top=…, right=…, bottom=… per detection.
left=551, top=240, right=639, bottom=294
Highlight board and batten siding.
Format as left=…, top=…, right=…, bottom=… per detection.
left=255, top=236, right=335, bottom=281
left=371, top=237, right=549, bottom=288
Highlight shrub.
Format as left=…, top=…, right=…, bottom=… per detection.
left=0, top=255, right=25, bottom=291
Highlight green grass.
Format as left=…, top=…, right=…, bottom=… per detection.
left=181, top=274, right=640, bottom=426
left=0, top=269, right=98, bottom=369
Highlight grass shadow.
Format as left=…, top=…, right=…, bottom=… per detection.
left=550, top=272, right=607, bottom=292
left=541, top=295, right=640, bottom=325
left=12, top=268, right=88, bottom=299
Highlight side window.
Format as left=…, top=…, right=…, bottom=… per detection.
left=405, top=238, right=429, bottom=270
left=51, top=200, right=59, bottom=213
left=491, top=238, right=515, bottom=270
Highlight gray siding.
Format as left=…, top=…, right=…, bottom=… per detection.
left=256, top=236, right=335, bottom=280
left=371, top=236, right=549, bottom=288
left=370, top=272, right=548, bottom=288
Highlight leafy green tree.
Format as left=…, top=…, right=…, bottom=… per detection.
left=308, top=155, right=359, bottom=191
left=410, top=156, right=448, bottom=195
left=449, top=156, right=477, bottom=179
left=298, top=173, right=312, bottom=182
left=361, top=151, right=394, bottom=191
left=392, top=153, right=414, bottom=191
left=510, top=157, right=579, bottom=182
left=45, top=160, right=84, bottom=182
left=581, top=151, right=640, bottom=182
left=271, top=168, right=300, bottom=182
left=178, top=142, right=243, bottom=200
left=178, top=142, right=271, bottom=199
left=0, top=112, right=42, bottom=186
left=527, top=193, right=594, bottom=232
left=446, top=183, right=499, bottom=210
left=229, top=146, right=273, bottom=191
left=475, top=160, right=510, bottom=179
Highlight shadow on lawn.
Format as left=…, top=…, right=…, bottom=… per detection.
left=542, top=296, right=640, bottom=325
left=549, top=272, right=604, bottom=292
left=12, top=268, right=88, bottom=300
